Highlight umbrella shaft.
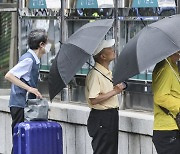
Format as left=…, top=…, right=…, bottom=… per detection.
left=86, top=62, right=113, bottom=83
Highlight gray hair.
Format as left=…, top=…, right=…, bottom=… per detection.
left=28, top=29, right=48, bottom=50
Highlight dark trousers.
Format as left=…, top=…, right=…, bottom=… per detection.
left=153, top=130, right=180, bottom=154
left=10, top=107, right=24, bottom=154
left=87, top=108, right=119, bottom=154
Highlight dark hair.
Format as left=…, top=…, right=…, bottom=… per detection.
left=28, top=29, right=48, bottom=50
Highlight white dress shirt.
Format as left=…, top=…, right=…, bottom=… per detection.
left=9, top=49, right=40, bottom=82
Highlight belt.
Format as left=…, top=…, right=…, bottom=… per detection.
left=91, top=107, right=119, bottom=111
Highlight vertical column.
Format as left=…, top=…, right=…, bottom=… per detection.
left=17, top=0, right=22, bottom=59
left=61, top=0, right=67, bottom=43
left=60, top=0, right=69, bottom=102
left=177, top=0, right=180, bottom=14
left=114, top=0, right=118, bottom=59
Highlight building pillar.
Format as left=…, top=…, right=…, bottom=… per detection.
left=177, top=0, right=180, bottom=14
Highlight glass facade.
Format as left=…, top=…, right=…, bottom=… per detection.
left=0, top=0, right=179, bottom=109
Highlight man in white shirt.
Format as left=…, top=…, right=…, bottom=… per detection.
left=5, top=29, right=50, bottom=153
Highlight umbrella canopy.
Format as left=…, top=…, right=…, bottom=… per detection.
left=113, top=14, right=180, bottom=85
left=48, top=19, right=114, bottom=100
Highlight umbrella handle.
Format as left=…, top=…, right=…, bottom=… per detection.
left=140, top=18, right=146, bottom=27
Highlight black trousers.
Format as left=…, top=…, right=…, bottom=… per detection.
left=10, top=107, right=24, bottom=134
left=152, top=130, right=180, bottom=154
left=10, top=107, right=24, bottom=154
left=87, top=108, right=119, bottom=154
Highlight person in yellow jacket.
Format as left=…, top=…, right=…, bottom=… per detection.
left=152, top=51, right=180, bottom=154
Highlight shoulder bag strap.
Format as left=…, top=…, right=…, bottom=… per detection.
left=159, top=105, right=175, bottom=119
left=165, top=58, right=180, bottom=82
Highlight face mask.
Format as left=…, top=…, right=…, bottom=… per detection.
left=44, top=43, right=52, bottom=53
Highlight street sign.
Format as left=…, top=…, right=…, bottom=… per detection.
left=132, top=0, right=158, bottom=8
left=76, top=0, right=114, bottom=8
left=76, top=0, right=98, bottom=8
left=29, top=0, right=61, bottom=9
left=29, top=0, right=46, bottom=9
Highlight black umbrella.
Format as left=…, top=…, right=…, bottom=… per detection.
left=48, top=19, right=114, bottom=100
left=113, top=14, right=180, bottom=85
